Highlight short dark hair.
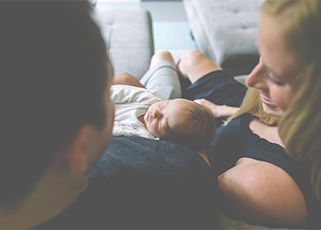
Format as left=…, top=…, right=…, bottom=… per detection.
left=0, top=1, right=110, bottom=204
left=166, top=103, right=216, bottom=151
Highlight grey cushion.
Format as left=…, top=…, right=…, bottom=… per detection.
left=184, top=0, right=263, bottom=75
left=94, top=8, right=154, bottom=79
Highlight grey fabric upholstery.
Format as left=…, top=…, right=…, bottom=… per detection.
left=184, top=0, right=263, bottom=75
left=95, top=8, right=154, bottom=79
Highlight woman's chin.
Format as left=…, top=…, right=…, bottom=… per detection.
left=262, top=103, right=284, bottom=117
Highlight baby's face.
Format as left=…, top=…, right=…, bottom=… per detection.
left=144, top=99, right=194, bottom=139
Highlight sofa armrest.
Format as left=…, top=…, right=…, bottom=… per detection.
left=184, top=0, right=263, bottom=76
left=94, top=7, right=154, bottom=79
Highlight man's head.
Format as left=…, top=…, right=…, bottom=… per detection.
left=144, top=99, right=215, bottom=150
left=0, top=1, right=114, bottom=205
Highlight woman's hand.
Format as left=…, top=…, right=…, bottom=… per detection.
left=194, top=98, right=239, bottom=118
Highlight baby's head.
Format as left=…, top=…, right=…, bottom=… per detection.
left=143, top=98, right=216, bottom=150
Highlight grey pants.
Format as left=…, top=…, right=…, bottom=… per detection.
left=139, top=60, right=181, bottom=100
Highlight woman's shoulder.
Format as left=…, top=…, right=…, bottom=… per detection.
left=218, top=157, right=307, bottom=227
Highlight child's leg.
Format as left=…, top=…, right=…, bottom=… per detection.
left=140, top=51, right=181, bottom=100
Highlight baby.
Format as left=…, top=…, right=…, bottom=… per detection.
left=111, top=84, right=216, bottom=152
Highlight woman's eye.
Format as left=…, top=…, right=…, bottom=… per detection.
left=266, top=72, right=285, bottom=86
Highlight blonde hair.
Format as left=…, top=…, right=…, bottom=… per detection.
left=263, top=0, right=321, bottom=204
left=235, top=0, right=321, bottom=203
left=228, top=87, right=279, bottom=126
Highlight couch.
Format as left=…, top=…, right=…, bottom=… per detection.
left=94, top=7, right=154, bottom=79
left=184, top=0, right=263, bottom=76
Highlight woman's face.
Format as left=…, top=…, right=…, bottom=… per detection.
left=246, top=12, right=303, bottom=117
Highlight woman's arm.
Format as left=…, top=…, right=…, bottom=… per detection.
left=218, top=157, right=307, bottom=227
left=194, top=99, right=239, bottom=118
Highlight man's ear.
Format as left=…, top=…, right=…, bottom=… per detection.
left=65, top=125, right=96, bottom=176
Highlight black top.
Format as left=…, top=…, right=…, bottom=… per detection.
left=36, top=136, right=219, bottom=229
left=208, top=113, right=321, bottom=227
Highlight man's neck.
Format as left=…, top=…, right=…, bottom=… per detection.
left=0, top=165, right=88, bottom=229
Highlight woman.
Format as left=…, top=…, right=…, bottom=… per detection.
left=177, top=0, right=321, bottom=228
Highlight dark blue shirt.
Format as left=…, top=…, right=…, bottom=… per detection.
left=37, top=136, right=219, bottom=229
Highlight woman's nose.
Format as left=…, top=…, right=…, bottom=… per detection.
left=246, top=61, right=266, bottom=89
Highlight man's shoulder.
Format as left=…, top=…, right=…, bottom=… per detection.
left=38, top=136, right=219, bottom=229
left=94, top=136, right=219, bottom=228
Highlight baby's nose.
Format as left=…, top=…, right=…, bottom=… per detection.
left=151, top=108, right=162, bottom=119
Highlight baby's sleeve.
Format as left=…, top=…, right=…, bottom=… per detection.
left=111, top=85, right=163, bottom=105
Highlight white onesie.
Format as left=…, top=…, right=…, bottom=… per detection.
left=111, top=85, right=163, bottom=139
